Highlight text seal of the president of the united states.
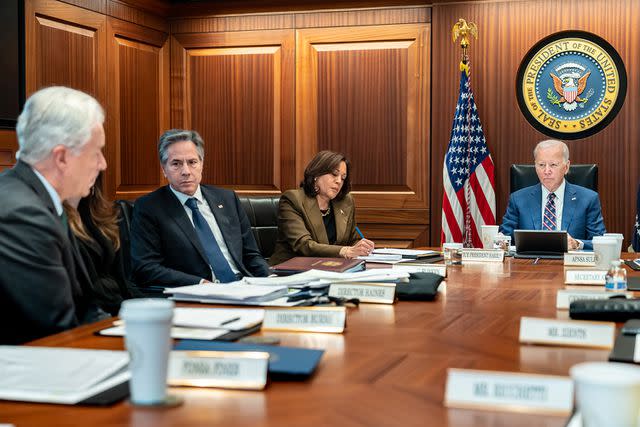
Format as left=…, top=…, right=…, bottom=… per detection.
left=516, top=30, right=626, bottom=140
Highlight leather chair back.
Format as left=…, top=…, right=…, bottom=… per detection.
left=238, top=195, right=280, bottom=259
left=510, top=164, right=598, bottom=193
left=114, top=199, right=135, bottom=280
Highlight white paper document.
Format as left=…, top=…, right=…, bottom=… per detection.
left=100, top=325, right=230, bottom=340
left=0, top=346, right=130, bottom=404
left=164, top=283, right=288, bottom=303
left=373, top=248, right=440, bottom=258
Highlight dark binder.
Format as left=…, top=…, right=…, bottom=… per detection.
left=174, top=340, right=324, bottom=380
left=271, top=257, right=365, bottom=276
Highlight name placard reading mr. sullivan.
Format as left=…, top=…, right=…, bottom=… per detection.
left=563, top=252, right=596, bottom=266
left=519, top=317, right=615, bottom=349
left=444, top=368, right=573, bottom=415
left=564, top=270, right=607, bottom=285
left=262, top=307, right=346, bottom=333
left=168, top=351, right=269, bottom=390
left=461, top=249, right=504, bottom=263
left=329, top=282, right=396, bottom=304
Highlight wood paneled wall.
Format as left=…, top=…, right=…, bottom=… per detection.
left=172, top=7, right=431, bottom=247
left=430, top=0, right=640, bottom=247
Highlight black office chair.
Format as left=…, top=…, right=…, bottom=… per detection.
left=510, top=164, right=598, bottom=193
left=238, top=195, right=280, bottom=259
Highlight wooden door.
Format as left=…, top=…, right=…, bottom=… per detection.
left=106, top=17, right=169, bottom=200
left=171, top=29, right=296, bottom=194
left=296, top=24, right=430, bottom=246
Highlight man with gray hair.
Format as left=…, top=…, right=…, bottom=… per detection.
left=0, top=86, right=108, bottom=344
left=130, top=129, right=269, bottom=288
left=499, top=139, right=606, bottom=250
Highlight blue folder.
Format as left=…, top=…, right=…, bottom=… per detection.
left=174, top=340, right=324, bottom=380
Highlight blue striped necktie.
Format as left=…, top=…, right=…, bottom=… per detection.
left=543, top=193, right=557, bottom=231
left=185, top=198, right=237, bottom=283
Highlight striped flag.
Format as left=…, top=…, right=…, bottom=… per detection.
left=441, top=62, right=496, bottom=247
left=633, top=183, right=640, bottom=252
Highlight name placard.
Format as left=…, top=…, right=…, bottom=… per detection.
left=262, top=307, right=346, bottom=333
left=556, top=289, right=631, bottom=309
left=563, top=251, right=596, bottom=266
left=564, top=270, right=607, bottom=285
left=634, top=335, right=640, bottom=363
left=329, top=282, right=396, bottom=304
left=168, top=351, right=269, bottom=390
left=392, top=264, right=447, bottom=277
left=519, top=317, right=615, bottom=349
left=444, top=368, right=573, bottom=415
left=462, top=249, right=504, bottom=263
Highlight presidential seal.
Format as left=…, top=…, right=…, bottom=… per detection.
left=516, top=30, right=626, bottom=140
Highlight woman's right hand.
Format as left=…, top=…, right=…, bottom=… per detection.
left=340, top=239, right=375, bottom=258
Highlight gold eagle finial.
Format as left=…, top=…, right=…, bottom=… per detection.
left=452, top=18, right=478, bottom=51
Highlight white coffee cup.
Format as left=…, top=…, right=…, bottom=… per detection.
left=604, top=233, right=624, bottom=258
left=570, top=362, right=640, bottom=427
left=593, top=236, right=619, bottom=269
left=481, top=225, right=499, bottom=249
left=120, top=299, right=175, bottom=405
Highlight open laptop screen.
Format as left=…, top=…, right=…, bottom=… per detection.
left=514, top=230, right=568, bottom=259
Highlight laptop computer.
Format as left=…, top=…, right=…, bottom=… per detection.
left=513, top=230, right=568, bottom=259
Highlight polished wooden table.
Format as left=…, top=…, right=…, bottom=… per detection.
left=1, top=257, right=629, bottom=426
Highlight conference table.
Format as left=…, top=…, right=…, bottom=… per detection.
left=1, top=255, right=630, bottom=426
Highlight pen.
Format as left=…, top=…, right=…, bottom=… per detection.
left=533, top=257, right=540, bottom=265
left=355, top=226, right=365, bottom=239
left=220, top=317, right=240, bottom=326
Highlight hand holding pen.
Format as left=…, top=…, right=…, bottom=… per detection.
left=340, top=226, right=375, bottom=258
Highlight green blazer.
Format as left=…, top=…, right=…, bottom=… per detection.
left=269, top=188, right=360, bottom=265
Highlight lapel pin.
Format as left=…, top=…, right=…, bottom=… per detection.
left=571, top=197, right=577, bottom=201
left=340, top=209, right=344, bottom=215
left=218, top=204, right=224, bottom=209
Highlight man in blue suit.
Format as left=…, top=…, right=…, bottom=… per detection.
left=499, top=140, right=606, bottom=250
left=130, top=129, right=270, bottom=288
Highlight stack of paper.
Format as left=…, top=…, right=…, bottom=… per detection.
left=100, top=307, right=266, bottom=340
left=373, top=248, right=441, bottom=259
left=164, top=283, right=299, bottom=306
left=0, top=346, right=129, bottom=404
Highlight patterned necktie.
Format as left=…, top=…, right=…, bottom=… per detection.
left=185, top=198, right=237, bottom=283
left=543, top=193, right=557, bottom=231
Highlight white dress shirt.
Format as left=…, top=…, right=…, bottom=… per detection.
left=541, top=179, right=565, bottom=231
left=32, top=167, right=63, bottom=215
left=169, top=185, right=240, bottom=280
left=541, top=179, right=583, bottom=249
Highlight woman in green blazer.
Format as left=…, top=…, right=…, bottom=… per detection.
left=269, top=151, right=375, bottom=265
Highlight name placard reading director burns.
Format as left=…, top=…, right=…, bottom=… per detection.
left=516, top=30, right=626, bottom=140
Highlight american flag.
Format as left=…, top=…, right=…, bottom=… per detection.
left=441, top=64, right=496, bottom=247
left=633, top=183, right=640, bottom=251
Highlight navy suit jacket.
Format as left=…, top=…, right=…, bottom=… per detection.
left=130, top=185, right=270, bottom=287
left=499, top=182, right=606, bottom=250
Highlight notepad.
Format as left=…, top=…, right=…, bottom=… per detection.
left=0, top=346, right=130, bottom=404
left=164, top=283, right=288, bottom=303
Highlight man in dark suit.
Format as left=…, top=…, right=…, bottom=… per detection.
left=499, top=139, right=606, bottom=250
left=130, top=129, right=270, bottom=288
left=0, top=86, right=108, bottom=344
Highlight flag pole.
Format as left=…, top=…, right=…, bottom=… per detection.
left=452, top=19, right=478, bottom=247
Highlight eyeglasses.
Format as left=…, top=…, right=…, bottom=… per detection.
left=168, top=159, right=201, bottom=171
left=535, top=162, right=563, bottom=170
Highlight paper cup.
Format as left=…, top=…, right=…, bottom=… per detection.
left=593, top=236, right=619, bottom=269
left=570, top=362, right=640, bottom=427
left=481, top=225, right=499, bottom=249
left=120, top=299, right=174, bottom=405
left=604, top=233, right=624, bottom=258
